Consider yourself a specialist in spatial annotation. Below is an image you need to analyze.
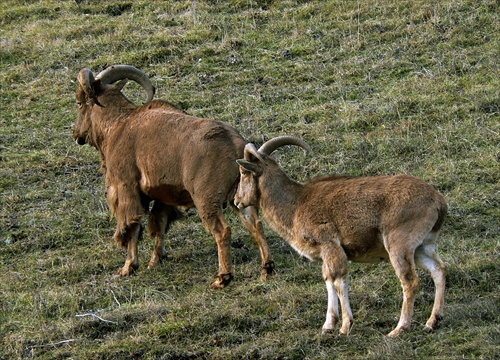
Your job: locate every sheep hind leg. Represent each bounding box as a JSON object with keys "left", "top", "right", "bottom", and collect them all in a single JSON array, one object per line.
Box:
[
  {"left": 387, "top": 245, "right": 420, "bottom": 337},
  {"left": 147, "top": 203, "right": 182, "bottom": 268},
  {"left": 415, "top": 238, "right": 446, "bottom": 332},
  {"left": 234, "top": 205, "right": 274, "bottom": 281}
]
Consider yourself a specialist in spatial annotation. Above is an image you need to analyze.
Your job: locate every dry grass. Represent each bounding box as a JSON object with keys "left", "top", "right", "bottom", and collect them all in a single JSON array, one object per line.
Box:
[{"left": 1, "top": 0, "right": 498, "bottom": 359}]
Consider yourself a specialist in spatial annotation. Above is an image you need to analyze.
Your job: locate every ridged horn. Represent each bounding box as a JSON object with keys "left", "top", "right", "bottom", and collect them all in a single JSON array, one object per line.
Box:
[
  {"left": 244, "top": 143, "right": 265, "bottom": 162},
  {"left": 96, "top": 65, "right": 155, "bottom": 104},
  {"left": 258, "top": 135, "right": 312, "bottom": 156},
  {"left": 77, "top": 68, "right": 96, "bottom": 99}
]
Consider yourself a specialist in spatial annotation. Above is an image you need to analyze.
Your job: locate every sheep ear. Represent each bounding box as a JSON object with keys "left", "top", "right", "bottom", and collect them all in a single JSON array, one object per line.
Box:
[
  {"left": 89, "top": 79, "right": 105, "bottom": 107},
  {"left": 237, "top": 159, "right": 263, "bottom": 176}
]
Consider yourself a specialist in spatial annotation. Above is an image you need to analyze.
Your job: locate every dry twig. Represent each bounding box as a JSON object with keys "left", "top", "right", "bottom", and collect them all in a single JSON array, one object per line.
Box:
[{"left": 76, "top": 310, "right": 118, "bottom": 324}]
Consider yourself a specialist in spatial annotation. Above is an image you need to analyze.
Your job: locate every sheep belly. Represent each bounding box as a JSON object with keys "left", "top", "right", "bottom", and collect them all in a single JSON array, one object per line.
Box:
[
  {"left": 295, "top": 220, "right": 389, "bottom": 263},
  {"left": 343, "top": 245, "right": 389, "bottom": 263},
  {"left": 340, "top": 230, "right": 389, "bottom": 263},
  {"left": 288, "top": 238, "right": 323, "bottom": 260},
  {"left": 144, "top": 184, "right": 194, "bottom": 207}
]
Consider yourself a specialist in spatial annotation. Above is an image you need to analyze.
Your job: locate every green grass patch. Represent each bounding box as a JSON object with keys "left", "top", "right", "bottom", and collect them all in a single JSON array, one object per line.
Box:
[{"left": 1, "top": 0, "right": 498, "bottom": 358}]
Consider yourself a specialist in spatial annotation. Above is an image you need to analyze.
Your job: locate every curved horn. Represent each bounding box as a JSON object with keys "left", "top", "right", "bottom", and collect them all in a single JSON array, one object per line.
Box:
[
  {"left": 96, "top": 65, "right": 155, "bottom": 104},
  {"left": 258, "top": 135, "right": 312, "bottom": 156},
  {"left": 244, "top": 143, "right": 265, "bottom": 162},
  {"left": 77, "top": 68, "right": 96, "bottom": 99}
]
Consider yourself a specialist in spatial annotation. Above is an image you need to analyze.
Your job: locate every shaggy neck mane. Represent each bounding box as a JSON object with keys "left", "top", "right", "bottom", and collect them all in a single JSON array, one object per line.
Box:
[{"left": 90, "top": 93, "right": 137, "bottom": 155}]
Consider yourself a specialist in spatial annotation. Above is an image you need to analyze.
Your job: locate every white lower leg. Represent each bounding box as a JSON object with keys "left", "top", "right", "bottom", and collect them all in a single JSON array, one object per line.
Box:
[
  {"left": 335, "top": 277, "right": 353, "bottom": 335},
  {"left": 415, "top": 247, "right": 446, "bottom": 331},
  {"left": 322, "top": 280, "right": 339, "bottom": 333}
]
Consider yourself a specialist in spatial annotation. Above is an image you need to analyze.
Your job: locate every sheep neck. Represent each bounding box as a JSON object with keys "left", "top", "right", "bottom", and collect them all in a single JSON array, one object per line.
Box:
[
  {"left": 90, "top": 99, "right": 136, "bottom": 157},
  {"left": 259, "top": 169, "right": 303, "bottom": 242}
]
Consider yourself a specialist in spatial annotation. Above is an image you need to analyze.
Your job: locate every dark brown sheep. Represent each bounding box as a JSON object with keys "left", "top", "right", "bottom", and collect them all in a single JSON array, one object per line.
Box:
[
  {"left": 235, "top": 136, "right": 447, "bottom": 337},
  {"left": 72, "top": 65, "right": 274, "bottom": 288}
]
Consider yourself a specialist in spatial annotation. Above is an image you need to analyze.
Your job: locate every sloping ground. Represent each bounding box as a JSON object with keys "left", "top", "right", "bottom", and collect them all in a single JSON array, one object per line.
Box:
[{"left": 0, "top": 1, "right": 498, "bottom": 358}]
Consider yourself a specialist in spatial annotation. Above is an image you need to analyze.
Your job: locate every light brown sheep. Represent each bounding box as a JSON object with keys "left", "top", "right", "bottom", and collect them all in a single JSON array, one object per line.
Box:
[
  {"left": 72, "top": 65, "right": 274, "bottom": 288},
  {"left": 235, "top": 136, "right": 447, "bottom": 337}
]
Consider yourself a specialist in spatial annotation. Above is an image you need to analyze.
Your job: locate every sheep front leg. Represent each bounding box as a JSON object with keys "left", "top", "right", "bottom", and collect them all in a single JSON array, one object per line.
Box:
[
  {"left": 147, "top": 203, "right": 181, "bottom": 268},
  {"left": 322, "top": 279, "right": 340, "bottom": 334},
  {"left": 335, "top": 276, "right": 353, "bottom": 335},
  {"left": 235, "top": 205, "right": 275, "bottom": 280},
  {"left": 198, "top": 207, "right": 233, "bottom": 289},
  {"left": 210, "top": 222, "right": 233, "bottom": 289},
  {"left": 116, "top": 222, "right": 142, "bottom": 276},
  {"left": 107, "top": 182, "right": 145, "bottom": 276}
]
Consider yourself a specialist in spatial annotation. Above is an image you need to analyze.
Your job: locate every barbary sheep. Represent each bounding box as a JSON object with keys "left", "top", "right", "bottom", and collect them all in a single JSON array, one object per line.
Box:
[
  {"left": 235, "top": 136, "right": 447, "bottom": 337},
  {"left": 72, "top": 64, "right": 274, "bottom": 289}
]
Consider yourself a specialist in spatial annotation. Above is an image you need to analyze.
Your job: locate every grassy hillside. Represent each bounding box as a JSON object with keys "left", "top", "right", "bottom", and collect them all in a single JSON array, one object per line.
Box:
[{"left": 1, "top": 0, "right": 498, "bottom": 358}]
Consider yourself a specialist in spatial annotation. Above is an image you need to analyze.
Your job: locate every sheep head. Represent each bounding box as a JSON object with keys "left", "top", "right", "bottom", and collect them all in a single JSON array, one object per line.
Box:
[
  {"left": 72, "top": 65, "right": 156, "bottom": 145},
  {"left": 235, "top": 136, "right": 311, "bottom": 209}
]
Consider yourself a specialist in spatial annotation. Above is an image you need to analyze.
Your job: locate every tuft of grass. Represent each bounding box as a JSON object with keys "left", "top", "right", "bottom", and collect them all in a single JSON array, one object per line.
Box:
[{"left": 1, "top": 0, "right": 498, "bottom": 358}]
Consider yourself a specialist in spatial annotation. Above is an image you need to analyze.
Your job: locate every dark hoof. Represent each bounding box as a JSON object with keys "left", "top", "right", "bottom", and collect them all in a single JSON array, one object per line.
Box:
[
  {"left": 263, "top": 261, "right": 276, "bottom": 275},
  {"left": 423, "top": 325, "right": 434, "bottom": 333},
  {"left": 116, "top": 266, "right": 137, "bottom": 277},
  {"left": 321, "top": 328, "right": 334, "bottom": 336},
  {"left": 210, "top": 273, "right": 233, "bottom": 289}
]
